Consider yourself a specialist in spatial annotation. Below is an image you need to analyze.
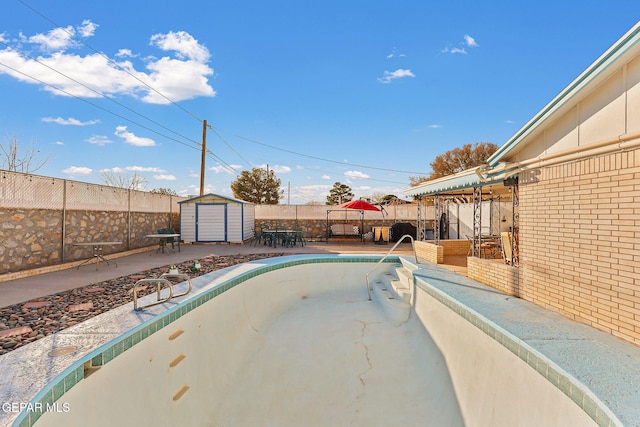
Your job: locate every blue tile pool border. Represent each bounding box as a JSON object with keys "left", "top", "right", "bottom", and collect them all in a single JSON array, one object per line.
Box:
[
  {"left": 12, "top": 253, "right": 622, "bottom": 427},
  {"left": 10, "top": 254, "right": 399, "bottom": 427}
]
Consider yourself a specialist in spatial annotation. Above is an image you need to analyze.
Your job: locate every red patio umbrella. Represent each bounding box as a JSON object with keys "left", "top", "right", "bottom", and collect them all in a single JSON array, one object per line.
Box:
[{"left": 336, "top": 199, "right": 381, "bottom": 211}]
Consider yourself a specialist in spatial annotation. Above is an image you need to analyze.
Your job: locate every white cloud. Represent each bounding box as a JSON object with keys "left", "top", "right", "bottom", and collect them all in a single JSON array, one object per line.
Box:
[
  {"left": 54, "top": 141, "right": 64, "bottom": 145},
  {"left": 153, "top": 174, "right": 176, "bottom": 180},
  {"left": 115, "top": 49, "right": 135, "bottom": 58},
  {"left": 126, "top": 165, "right": 164, "bottom": 172},
  {"left": 449, "top": 47, "right": 467, "bottom": 55},
  {"left": 464, "top": 34, "right": 479, "bottom": 47},
  {"left": 0, "top": 25, "right": 215, "bottom": 104},
  {"left": 256, "top": 164, "right": 291, "bottom": 174},
  {"left": 85, "top": 135, "right": 112, "bottom": 146},
  {"left": 209, "top": 164, "right": 241, "bottom": 174},
  {"left": 150, "top": 31, "right": 210, "bottom": 62},
  {"left": 442, "top": 34, "right": 479, "bottom": 55},
  {"left": 292, "top": 184, "right": 333, "bottom": 203},
  {"left": 27, "top": 26, "right": 76, "bottom": 51},
  {"left": 100, "top": 167, "right": 124, "bottom": 173},
  {"left": 321, "top": 175, "right": 331, "bottom": 180},
  {"left": 78, "top": 20, "right": 98, "bottom": 38},
  {"left": 265, "top": 164, "right": 291, "bottom": 174},
  {"left": 114, "top": 126, "right": 156, "bottom": 146},
  {"left": 428, "top": 124, "right": 443, "bottom": 129},
  {"left": 63, "top": 165, "right": 92, "bottom": 176},
  {"left": 377, "top": 68, "right": 415, "bottom": 84},
  {"left": 386, "top": 47, "right": 406, "bottom": 59},
  {"left": 344, "top": 170, "right": 370, "bottom": 179},
  {"left": 42, "top": 116, "right": 99, "bottom": 126},
  {"left": 142, "top": 56, "right": 215, "bottom": 103}
]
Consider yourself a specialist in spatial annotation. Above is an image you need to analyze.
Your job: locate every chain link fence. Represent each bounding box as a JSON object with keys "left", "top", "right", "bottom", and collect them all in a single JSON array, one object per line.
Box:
[
  {"left": 0, "top": 170, "right": 187, "bottom": 274},
  {"left": 0, "top": 170, "right": 182, "bottom": 212}
]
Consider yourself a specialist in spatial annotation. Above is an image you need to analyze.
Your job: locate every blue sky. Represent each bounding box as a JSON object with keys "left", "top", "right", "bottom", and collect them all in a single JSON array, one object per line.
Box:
[{"left": 1, "top": 1, "right": 639, "bottom": 203}]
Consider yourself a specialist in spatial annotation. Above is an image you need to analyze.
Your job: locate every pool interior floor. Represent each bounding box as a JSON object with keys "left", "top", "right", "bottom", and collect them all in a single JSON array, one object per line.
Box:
[{"left": 210, "top": 288, "right": 465, "bottom": 426}]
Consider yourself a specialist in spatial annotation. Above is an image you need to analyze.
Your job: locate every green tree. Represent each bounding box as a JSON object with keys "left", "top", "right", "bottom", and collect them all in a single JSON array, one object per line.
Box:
[
  {"left": 326, "top": 182, "right": 354, "bottom": 205},
  {"left": 231, "top": 167, "right": 282, "bottom": 204},
  {"left": 410, "top": 142, "right": 498, "bottom": 186}
]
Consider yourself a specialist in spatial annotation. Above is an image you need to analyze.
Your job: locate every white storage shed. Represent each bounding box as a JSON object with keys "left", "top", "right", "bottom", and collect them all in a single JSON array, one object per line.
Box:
[{"left": 179, "top": 194, "right": 255, "bottom": 243}]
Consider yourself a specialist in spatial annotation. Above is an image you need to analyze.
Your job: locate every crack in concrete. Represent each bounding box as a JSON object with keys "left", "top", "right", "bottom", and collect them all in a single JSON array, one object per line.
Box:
[{"left": 351, "top": 319, "right": 379, "bottom": 424}]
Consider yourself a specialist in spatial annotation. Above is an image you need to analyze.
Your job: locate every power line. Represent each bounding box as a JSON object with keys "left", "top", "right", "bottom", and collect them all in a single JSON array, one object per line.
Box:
[
  {"left": 16, "top": 0, "right": 204, "bottom": 123},
  {"left": 0, "top": 41, "right": 202, "bottom": 149},
  {"left": 10, "top": 0, "right": 421, "bottom": 189},
  {"left": 211, "top": 125, "right": 426, "bottom": 175},
  {"left": 8, "top": 2, "right": 245, "bottom": 176},
  {"left": 0, "top": 60, "right": 203, "bottom": 152},
  {"left": 208, "top": 126, "right": 254, "bottom": 169}
]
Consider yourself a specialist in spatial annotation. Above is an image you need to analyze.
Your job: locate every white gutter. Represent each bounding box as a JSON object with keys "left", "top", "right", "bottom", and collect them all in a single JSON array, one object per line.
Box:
[{"left": 477, "top": 131, "right": 640, "bottom": 181}]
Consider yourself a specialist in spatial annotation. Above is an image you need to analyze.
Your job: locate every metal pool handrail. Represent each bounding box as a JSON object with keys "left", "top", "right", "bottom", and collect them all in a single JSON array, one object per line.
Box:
[{"left": 365, "top": 234, "right": 419, "bottom": 301}]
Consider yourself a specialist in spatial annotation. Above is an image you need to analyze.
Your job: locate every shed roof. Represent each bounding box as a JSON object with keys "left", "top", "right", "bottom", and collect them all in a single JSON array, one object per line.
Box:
[{"left": 178, "top": 193, "right": 254, "bottom": 205}]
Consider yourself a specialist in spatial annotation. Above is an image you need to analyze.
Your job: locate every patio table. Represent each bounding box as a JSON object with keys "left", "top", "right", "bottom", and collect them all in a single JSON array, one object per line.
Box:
[
  {"left": 72, "top": 241, "right": 122, "bottom": 270},
  {"left": 479, "top": 234, "right": 501, "bottom": 258},
  {"left": 260, "top": 230, "right": 303, "bottom": 248},
  {"left": 145, "top": 233, "right": 181, "bottom": 254}
]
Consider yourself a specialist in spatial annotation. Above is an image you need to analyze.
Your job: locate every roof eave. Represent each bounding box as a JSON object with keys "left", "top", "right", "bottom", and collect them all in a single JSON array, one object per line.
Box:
[{"left": 488, "top": 21, "right": 640, "bottom": 166}]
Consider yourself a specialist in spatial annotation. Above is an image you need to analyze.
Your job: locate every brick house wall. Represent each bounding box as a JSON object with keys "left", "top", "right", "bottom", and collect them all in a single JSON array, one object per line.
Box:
[{"left": 518, "top": 149, "right": 640, "bottom": 345}]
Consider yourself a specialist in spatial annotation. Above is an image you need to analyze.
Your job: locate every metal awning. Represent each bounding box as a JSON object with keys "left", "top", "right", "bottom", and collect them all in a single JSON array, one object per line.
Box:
[{"left": 403, "top": 166, "right": 507, "bottom": 198}]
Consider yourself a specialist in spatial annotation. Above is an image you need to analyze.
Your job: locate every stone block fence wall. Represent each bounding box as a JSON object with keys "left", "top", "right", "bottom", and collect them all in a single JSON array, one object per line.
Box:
[
  {"left": 0, "top": 171, "right": 183, "bottom": 275},
  {"left": 1, "top": 209, "right": 180, "bottom": 274}
]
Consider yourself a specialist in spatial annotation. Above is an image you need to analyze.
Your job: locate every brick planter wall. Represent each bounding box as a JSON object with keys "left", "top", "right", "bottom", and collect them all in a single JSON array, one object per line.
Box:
[
  {"left": 415, "top": 241, "right": 443, "bottom": 264},
  {"left": 467, "top": 257, "right": 520, "bottom": 296}
]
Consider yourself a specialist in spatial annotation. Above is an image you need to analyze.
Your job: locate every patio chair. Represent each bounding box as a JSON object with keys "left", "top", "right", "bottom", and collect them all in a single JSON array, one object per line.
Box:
[
  {"left": 293, "top": 229, "right": 306, "bottom": 247},
  {"left": 157, "top": 228, "right": 180, "bottom": 252},
  {"left": 251, "top": 227, "right": 263, "bottom": 247},
  {"left": 501, "top": 232, "right": 513, "bottom": 265},
  {"left": 465, "top": 234, "right": 474, "bottom": 256}
]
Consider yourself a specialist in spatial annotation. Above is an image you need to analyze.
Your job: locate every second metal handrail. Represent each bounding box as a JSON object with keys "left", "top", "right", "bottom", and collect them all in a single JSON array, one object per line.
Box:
[
  {"left": 133, "top": 273, "right": 193, "bottom": 311},
  {"left": 365, "top": 234, "right": 418, "bottom": 301}
]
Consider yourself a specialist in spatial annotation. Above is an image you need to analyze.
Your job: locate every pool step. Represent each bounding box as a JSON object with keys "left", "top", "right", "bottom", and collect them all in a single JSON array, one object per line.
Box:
[
  {"left": 372, "top": 280, "right": 410, "bottom": 326},
  {"left": 372, "top": 264, "right": 415, "bottom": 326}
]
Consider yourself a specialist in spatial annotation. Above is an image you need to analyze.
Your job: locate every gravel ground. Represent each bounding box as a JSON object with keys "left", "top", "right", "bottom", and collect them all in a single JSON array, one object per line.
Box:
[{"left": 0, "top": 253, "right": 285, "bottom": 356}]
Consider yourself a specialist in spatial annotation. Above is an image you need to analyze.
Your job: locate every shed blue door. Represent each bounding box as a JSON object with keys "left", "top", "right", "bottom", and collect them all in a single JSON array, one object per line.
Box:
[{"left": 196, "top": 203, "right": 227, "bottom": 242}]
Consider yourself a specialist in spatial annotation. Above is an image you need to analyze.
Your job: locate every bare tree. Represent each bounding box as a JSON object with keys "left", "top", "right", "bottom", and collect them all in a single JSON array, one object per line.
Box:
[
  {"left": 150, "top": 187, "right": 178, "bottom": 196},
  {"left": 410, "top": 142, "right": 498, "bottom": 186},
  {"left": 100, "top": 170, "right": 148, "bottom": 190},
  {"left": 0, "top": 133, "right": 50, "bottom": 173}
]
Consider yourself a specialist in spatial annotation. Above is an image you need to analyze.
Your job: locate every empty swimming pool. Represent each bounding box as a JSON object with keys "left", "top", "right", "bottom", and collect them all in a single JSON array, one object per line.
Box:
[{"left": 2, "top": 255, "right": 609, "bottom": 426}]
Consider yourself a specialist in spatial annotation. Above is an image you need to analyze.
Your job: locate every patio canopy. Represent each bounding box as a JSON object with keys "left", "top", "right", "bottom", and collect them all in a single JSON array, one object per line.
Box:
[{"left": 403, "top": 166, "right": 514, "bottom": 198}]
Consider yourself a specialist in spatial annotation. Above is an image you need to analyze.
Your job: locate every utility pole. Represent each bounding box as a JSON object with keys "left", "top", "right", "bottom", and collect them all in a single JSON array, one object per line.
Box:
[{"left": 200, "top": 120, "right": 207, "bottom": 196}]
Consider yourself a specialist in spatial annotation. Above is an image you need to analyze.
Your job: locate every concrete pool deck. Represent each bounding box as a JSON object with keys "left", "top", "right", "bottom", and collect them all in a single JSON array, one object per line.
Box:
[{"left": 0, "top": 241, "right": 417, "bottom": 308}]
